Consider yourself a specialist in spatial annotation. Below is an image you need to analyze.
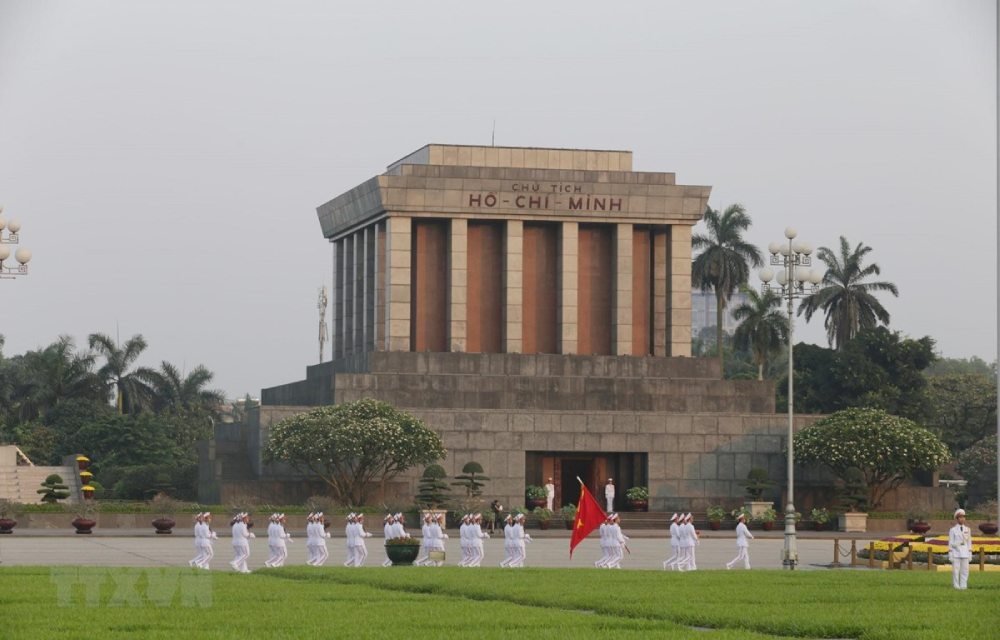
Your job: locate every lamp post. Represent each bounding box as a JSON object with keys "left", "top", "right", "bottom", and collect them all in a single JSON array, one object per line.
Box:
[
  {"left": 0, "top": 206, "right": 33, "bottom": 280},
  {"left": 758, "top": 227, "right": 822, "bottom": 570}
]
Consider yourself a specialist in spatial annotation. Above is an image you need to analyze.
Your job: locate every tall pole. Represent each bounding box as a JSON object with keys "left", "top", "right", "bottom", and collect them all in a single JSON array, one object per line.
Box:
[{"left": 784, "top": 235, "right": 797, "bottom": 569}]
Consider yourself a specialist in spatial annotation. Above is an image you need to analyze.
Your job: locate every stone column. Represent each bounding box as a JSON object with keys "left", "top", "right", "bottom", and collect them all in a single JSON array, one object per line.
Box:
[
  {"left": 669, "top": 224, "right": 692, "bottom": 356},
  {"left": 343, "top": 234, "right": 355, "bottom": 356},
  {"left": 386, "top": 216, "right": 412, "bottom": 352},
  {"left": 559, "top": 221, "right": 578, "bottom": 354},
  {"left": 449, "top": 218, "right": 468, "bottom": 352},
  {"left": 503, "top": 220, "right": 523, "bottom": 353},
  {"left": 332, "top": 239, "right": 342, "bottom": 358},
  {"left": 614, "top": 223, "right": 633, "bottom": 356},
  {"left": 653, "top": 229, "right": 668, "bottom": 356}
]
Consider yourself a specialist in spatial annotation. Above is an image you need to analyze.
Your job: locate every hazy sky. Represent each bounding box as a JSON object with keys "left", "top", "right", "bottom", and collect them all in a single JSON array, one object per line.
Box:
[{"left": 0, "top": 1, "right": 995, "bottom": 398}]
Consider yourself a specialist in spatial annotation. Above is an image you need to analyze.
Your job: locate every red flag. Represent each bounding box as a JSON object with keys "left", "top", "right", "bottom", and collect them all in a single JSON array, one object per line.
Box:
[{"left": 570, "top": 482, "right": 606, "bottom": 557}]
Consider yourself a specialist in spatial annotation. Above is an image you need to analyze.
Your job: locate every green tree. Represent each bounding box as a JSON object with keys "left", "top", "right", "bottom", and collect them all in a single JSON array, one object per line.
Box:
[
  {"left": 88, "top": 332, "right": 156, "bottom": 414},
  {"left": 925, "top": 374, "right": 997, "bottom": 453},
  {"left": 263, "top": 398, "right": 447, "bottom": 506},
  {"left": 143, "top": 361, "right": 225, "bottom": 418},
  {"left": 452, "top": 461, "right": 490, "bottom": 498},
  {"left": 691, "top": 204, "right": 764, "bottom": 373},
  {"left": 956, "top": 434, "right": 997, "bottom": 507},
  {"left": 416, "top": 464, "right": 451, "bottom": 509},
  {"left": 793, "top": 407, "right": 950, "bottom": 510},
  {"left": 37, "top": 473, "right": 70, "bottom": 503},
  {"left": 732, "top": 288, "right": 788, "bottom": 380},
  {"left": 925, "top": 356, "right": 996, "bottom": 378},
  {"left": 797, "top": 236, "right": 899, "bottom": 350}
]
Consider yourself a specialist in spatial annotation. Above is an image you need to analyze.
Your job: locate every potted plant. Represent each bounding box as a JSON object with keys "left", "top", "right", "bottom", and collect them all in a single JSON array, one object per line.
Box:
[
  {"left": 0, "top": 498, "right": 17, "bottom": 534},
  {"left": 836, "top": 469, "right": 869, "bottom": 532},
  {"left": 37, "top": 474, "right": 70, "bottom": 504},
  {"left": 743, "top": 468, "right": 775, "bottom": 517},
  {"left": 416, "top": 464, "right": 451, "bottom": 523},
  {"left": 532, "top": 507, "right": 553, "bottom": 530},
  {"left": 754, "top": 507, "right": 777, "bottom": 531},
  {"left": 75, "top": 455, "right": 91, "bottom": 471},
  {"left": 71, "top": 500, "right": 100, "bottom": 534},
  {"left": 706, "top": 505, "right": 727, "bottom": 530},
  {"left": 625, "top": 486, "right": 649, "bottom": 512},
  {"left": 906, "top": 507, "right": 931, "bottom": 535},
  {"left": 150, "top": 493, "right": 179, "bottom": 534},
  {"left": 525, "top": 485, "right": 547, "bottom": 509},
  {"left": 385, "top": 535, "right": 421, "bottom": 565},
  {"left": 810, "top": 507, "right": 831, "bottom": 531},
  {"left": 561, "top": 503, "right": 577, "bottom": 530},
  {"left": 451, "top": 461, "right": 490, "bottom": 498}
]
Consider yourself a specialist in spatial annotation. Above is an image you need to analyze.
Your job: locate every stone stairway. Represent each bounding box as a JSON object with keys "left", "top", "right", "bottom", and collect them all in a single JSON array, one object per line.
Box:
[{"left": 0, "top": 465, "right": 79, "bottom": 504}]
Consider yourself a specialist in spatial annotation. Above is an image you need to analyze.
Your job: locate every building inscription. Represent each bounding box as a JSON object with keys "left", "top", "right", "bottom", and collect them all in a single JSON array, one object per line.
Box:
[{"left": 468, "top": 183, "right": 623, "bottom": 212}]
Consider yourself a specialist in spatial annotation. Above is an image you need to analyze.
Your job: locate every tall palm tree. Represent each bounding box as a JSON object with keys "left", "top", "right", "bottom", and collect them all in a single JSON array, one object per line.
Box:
[
  {"left": 797, "top": 236, "right": 899, "bottom": 350},
  {"left": 691, "top": 204, "right": 764, "bottom": 373},
  {"left": 88, "top": 332, "right": 156, "bottom": 414},
  {"left": 16, "top": 336, "right": 103, "bottom": 420},
  {"left": 732, "top": 288, "right": 788, "bottom": 380},
  {"left": 143, "top": 361, "right": 225, "bottom": 417}
]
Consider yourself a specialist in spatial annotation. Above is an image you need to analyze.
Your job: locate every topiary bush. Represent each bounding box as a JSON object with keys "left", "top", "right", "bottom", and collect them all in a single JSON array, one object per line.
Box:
[{"left": 37, "top": 474, "right": 70, "bottom": 503}]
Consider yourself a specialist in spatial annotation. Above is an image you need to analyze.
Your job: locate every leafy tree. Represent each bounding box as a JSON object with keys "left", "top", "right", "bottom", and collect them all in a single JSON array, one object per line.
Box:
[
  {"left": 925, "top": 356, "right": 996, "bottom": 378},
  {"left": 779, "top": 328, "right": 935, "bottom": 421},
  {"left": 732, "top": 288, "right": 788, "bottom": 380},
  {"left": 37, "top": 473, "right": 70, "bottom": 503},
  {"left": 263, "top": 398, "right": 446, "bottom": 506},
  {"left": 797, "top": 236, "right": 899, "bottom": 350},
  {"left": 415, "top": 464, "right": 451, "bottom": 509},
  {"left": 452, "top": 461, "right": 490, "bottom": 498},
  {"left": 6, "top": 337, "right": 102, "bottom": 423},
  {"left": 925, "top": 374, "right": 997, "bottom": 453},
  {"left": 743, "top": 467, "right": 775, "bottom": 500},
  {"left": 142, "top": 361, "right": 225, "bottom": 418},
  {"left": 88, "top": 332, "right": 156, "bottom": 414},
  {"left": 793, "top": 407, "right": 950, "bottom": 510},
  {"left": 691, "top": 204, "right": 764, "bottom": 373},
  {"left": 956, "top": 434, "right": 997, "bottom": 508}
]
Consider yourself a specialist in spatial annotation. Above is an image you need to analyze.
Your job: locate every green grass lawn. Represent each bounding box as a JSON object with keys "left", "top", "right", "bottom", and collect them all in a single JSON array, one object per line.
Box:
[{"left": 3, "top": 566, "right": 997, "bottom": 639}]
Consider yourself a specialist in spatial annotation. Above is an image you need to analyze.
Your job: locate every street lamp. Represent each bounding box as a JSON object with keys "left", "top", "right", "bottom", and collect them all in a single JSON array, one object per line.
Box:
[
  {"left": 0, "top": 205, "right": 33, "bottom": 280},
  {"left": 758, "top": 227, "right": 822, "bottom": 570}
]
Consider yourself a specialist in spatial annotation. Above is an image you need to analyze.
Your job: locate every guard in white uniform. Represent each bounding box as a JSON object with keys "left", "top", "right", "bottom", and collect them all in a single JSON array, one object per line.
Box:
[
  {"left": 511, "top": 513, "right": 531, "bottom": 567},
  {"left": 948, "top": 508, "right": 973, "bottom": 590},
  {"left": 382, "top": 514, "right": 396, "bottom": 566},
  {"left": 595, "top": 516, "right": 610, "bottom": 568},
  {"left": 414, "top": 514, "right": 433, "bottom": 566},
  {"left": 351, "top": 513, "right": 373, "bottom": 566},
  {"left": 265, "top": 514, "right": 281, "bottom": 567},
  {"left": 726, "top": 513, "right": 754, "bottom": 569},
  {"left": 499, "top": 515, "right": 515, "bottom": 567},
  {"left": 608, "top": 513, "right": 628, "bottom": 569},
  {"left": 470, "top": 513, "right": 490, "bottom": 567},
  {"left": 198, "top": 512, "right": 218, "bottom": 569},
  {"left": 544, "top": 477, "right": 556, "bottom": 511},
  {"left": 230, "top": 513, "right": 254, "bottom": 573},
  {"left": 343, "top": 513, "right": 357, "bottom": 567},
  {"left": 663, "top": 513, "right": 680, "bottom": 570},
  {"left": 190, "top": 512, "right": 207, "bottom": 568},
  {"left": 676, "top": 513, "right": 692, "bottom": 571},
  {"left": 604, "top": 478, "right": 615, "bottom": 512},
  {"left": 683, "top": 513, "right": 699, "bottom": 570},
  {"left": 314, "top": 512, "right": 331, "bottom": 566},
  {"left": 427, "top": 513, "right": 448, "bottom": 566},
  {"left": 458, "top": 514, "right": 472, "bottom": 567}
]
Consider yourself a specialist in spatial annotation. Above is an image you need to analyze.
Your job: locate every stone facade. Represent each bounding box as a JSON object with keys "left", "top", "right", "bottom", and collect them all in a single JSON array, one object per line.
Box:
[{"left": 246, "top": 145, "right": 822, "bottom": 511}]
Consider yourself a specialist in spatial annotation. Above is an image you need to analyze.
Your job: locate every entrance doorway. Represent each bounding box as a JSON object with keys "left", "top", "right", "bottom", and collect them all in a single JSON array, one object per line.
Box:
[
  {"left": 525, "top": 451, "right": 647, "bottom": 512},
  {"left": 559, "top": 458, "right": 592, "bottom": 507}
]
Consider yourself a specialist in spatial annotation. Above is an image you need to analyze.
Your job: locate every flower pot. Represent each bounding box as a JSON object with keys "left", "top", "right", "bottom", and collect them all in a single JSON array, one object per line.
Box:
[
  {"left": 384, "top": 542, "right": 421, "bottom": 566},
  {"left": 538, "top": 520, "right": 550, "bottom": 530},
  {"left": 152, "top": 517, "right": 176, "bottom": 534},
  {"left": 978, "top": 522, "right": 999, "bottom": 536},
  {"left": 909, "top": 521, "right": 931, "bottom": 535},
  {"left": 527, "top": 498, "right": 546, "bottom": 509},
  {"left": 72, "top": 517, "right": 96, "bottom": 534},
  {"left": 76, "top": 457, "right": 90, "bottom": 471},
  {"left": 565, "top": 519, "right": 574, "bottom": 530},
  {"left": 813, "top": 521, "right": 826, "bottom": 531},
  {"left": 0, "top": 518, "right": 17, "bottom": 534},
  {"left": 708, "top": 520, "right": 722, "bottom": 531},
  {"left": 627, "top": 500, "right": 648, "bottom": 512},
  {"left": 761, "top": 521, "right": 774, "bottom": 531}
]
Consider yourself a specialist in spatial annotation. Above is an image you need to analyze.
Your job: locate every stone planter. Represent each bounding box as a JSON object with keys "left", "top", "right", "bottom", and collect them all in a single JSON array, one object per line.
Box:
[
  {"left": 0, "top": 517, "right": 17, "bottom": 534},
  {"left": 537, "top": 520, "right": 551, "bottom": 530},
  {"left": 385, "top": 542, "right": 421, "bottom": 566},
  {"left": 708, "top": 520, "right": 722, "bottom": 531},
  {"left": 813, "top": 521, "right": 827, "bottom": 531},
  {"left": 527, "top": 498, "right": 546, "bottom": 509},
  {"left": 745, "top": 501, "right": 773, "bottom": 518},
  {"left": 627, "top": 500, "right": 648, "bottom": 512},
  {"left": 838, "top": 512, "right": 868, "bottom": 533},
  {"left": 909, "top": 521, "right": 931, "bottom": 535},
  {"left": 72, "top": 517, "right": 97, "bottom": 534},
  {"left": 151, "top": 517, "right": 176, "bottom": 534},
  {"left": 978, "top": 522, "right": 998, "bottom": 536},
  {"left": 760, "top": 521, "right": 775, "bottom": 531}
]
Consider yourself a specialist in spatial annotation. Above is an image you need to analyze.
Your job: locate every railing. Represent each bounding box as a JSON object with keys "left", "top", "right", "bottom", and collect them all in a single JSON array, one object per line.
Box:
[{"left": 832, "top": 538, "right": 996, "bottom": 571}]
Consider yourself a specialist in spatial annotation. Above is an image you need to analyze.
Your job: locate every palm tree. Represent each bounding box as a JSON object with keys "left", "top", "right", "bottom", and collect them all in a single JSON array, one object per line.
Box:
[
  {"left": 143, "top": 361, "right": 225, "bottom": 417},
  {"left": 797, "top": 236, "right": 899, "bottom": 350},
  {"left": 16, "top": 336, "right": 103, "bottom": 420},
  {"left": 88, "top": 332, "right": 156, "bottom": 414},
  {"left": 732, "top": 288, "right": 788, "bottom": 380},
  {"left": 691, "top": 204, "right": 764, "bottom": 373}
]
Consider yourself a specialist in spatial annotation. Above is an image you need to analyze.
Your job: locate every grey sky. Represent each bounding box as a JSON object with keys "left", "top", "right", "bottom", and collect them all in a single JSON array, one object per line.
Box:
[{"left": 0, "top": 0, "right": 995, "bottom": 398}]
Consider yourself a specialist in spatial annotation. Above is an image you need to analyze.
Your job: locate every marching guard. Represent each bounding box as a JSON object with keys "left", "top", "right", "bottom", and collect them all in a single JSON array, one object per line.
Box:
[
  {"left": 414, "top": 513, "right": 433, "bottom": 566},
  {"left": 230, "top": 512, "right": 255, "bottom": 573},
  {"left": 470, "top": 513, "right": 490, "bottom": 567},
  {"left": 382, "top": 514, "right": 396, "bottom": 567},
  {"left": 726, "top": 513, "right": 754, "bottom": 570},
  {"left": 499, "top": 514, "right": 515, "bottom": 567},
  {"left": 663, "top": 513, "right": 680, "bottom": 570}
]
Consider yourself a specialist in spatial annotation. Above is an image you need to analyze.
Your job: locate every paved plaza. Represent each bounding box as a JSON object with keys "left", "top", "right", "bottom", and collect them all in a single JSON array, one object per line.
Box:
[{"left": 0, "top": 530, "right": 877, "bottom": 571}]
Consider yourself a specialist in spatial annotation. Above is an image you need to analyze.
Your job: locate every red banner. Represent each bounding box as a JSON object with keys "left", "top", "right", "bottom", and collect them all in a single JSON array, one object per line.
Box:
[{"left": 570, "top": 483, "right": 607, "bottom": 557}]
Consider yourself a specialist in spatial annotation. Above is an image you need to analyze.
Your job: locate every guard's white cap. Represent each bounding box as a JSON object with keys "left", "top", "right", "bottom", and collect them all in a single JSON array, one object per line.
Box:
[
  {"left": 670, "top": 513, "right": 678, "bottom": 522},
  {"left": 954, "top": 508, "right": 966, "bottom": 518}
]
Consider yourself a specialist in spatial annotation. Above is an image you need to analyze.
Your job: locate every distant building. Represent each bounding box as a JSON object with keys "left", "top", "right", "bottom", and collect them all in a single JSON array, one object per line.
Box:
[{"left": 691, "top": 289, "right": 749, "bottom": 337}]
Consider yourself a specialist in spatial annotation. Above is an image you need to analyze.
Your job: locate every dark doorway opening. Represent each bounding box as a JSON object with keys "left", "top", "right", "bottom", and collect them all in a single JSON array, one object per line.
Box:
[{"left": 560, "top": 458, "right": 593, "bottom": 508}]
